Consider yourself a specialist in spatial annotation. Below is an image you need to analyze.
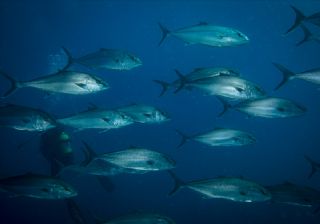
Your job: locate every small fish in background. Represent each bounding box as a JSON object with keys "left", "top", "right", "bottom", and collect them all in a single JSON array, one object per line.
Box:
[
  {"left": 304, "top": 155, "right": 320, "bottom": 179},
  {"left": 176, "top": 127, "right": 256, "bottom": 148},
  {"left": 93, "top": 212, "right": 176, "bottom": 224},
  {"left": 168, "top": 171, "right": 271, "bottom": 203},
  {"left": 285, "top": 5, "right": 320, "bottom": 35},
  {"left": 273, "top": 63, "right": 320, "bottom": 90},
  {"left": 296, "top": 24, "right": 320, "bottom": 46},
  {"left": 62, "top": 47, "right": 142, "bottom": 71},
  {"left": 218, "top": 97, "right": 306, "bottom": 118},
  {"left": 158, "top": 22, "right": 249, "bottom": 47},
  {"left": 266, "top": 182, "right": 320, "bottom": 213},
  {"left": 117, "top": 104, "right": 170, "bottom": 124},
  {"left": 0, "top": 173, "right": 77, "bottom": 199},
  {"left": 0, "top": 103, "right": 56, "bottom": 132},
  {"left": 154, "top": 67, "right": 241, "bottom": 96},
  {"left": 57, "top": 107, "right": 134, "bottom": 132},
  {"left": 0, "top": 69, "right": 109, "bottom": 97}
]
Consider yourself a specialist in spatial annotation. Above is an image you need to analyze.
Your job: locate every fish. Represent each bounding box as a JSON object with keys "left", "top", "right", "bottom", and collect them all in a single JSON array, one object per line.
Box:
[
  {"left": 304, "top": 155, "right": 320, "bottom": 179},
  {"left": 94, "top": 212, "right": 176, "bottom": 224},
  {"left": 62, "top": 142, "right": 175, "bottom": 176},
  {"left": 0, "top": 103, "right": 56, "bottom": 132},
  {"left": 168, "top": 171, "right": 271, "bottom": 203},
  {"left": 154, "top": 67, "right": 240, "bottom": 96},
  {"left": 176, "top": 128, "right": 256, "bottom": 148},
  {"left": 0, "top": 69, "right": 109, "bottom": 97},
  {"left": 266, "top": 182, "right": 320, "bottom": 210},
  {"left": 218, "top": 97, "right": 306, "bottom": 118},
  {"left": 174, "top": 74, "right": 265, "bottom": 101},
  {"left": 285, "top": 5, "right": 320, "bottom": 35},
  {"left": 57, "top": 108, "right": 134, "bottom": 132},
  {"left": 0, "top": 173, "right": 77, "bottom": 199},
  {"left": 158, "top": 22, "right": 249, "bottom": 47},
  {"left": 62, "top": 47, "right": 142, "bottom": 71},
  {"left": 296, "top": 24, "right": 320, "bottom": 46},
  {"left": 117, "top": 104, "right": 170, "bottom": 124},
  {"left": 273, "top": 63, "right": 320, "bottom": 90}
]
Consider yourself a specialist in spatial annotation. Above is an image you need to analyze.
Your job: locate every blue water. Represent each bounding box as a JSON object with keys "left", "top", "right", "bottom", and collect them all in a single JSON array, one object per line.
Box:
[{"left": 0, "top": 0, "right": 320, "bottom": 223}]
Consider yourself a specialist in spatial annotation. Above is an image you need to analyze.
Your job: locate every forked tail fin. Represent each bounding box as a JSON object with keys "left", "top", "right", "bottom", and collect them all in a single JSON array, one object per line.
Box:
[
  {"left": 0, "top": 70, "right": 20, "bottom": 97},
  {"left": 61, "top": 46, "right": 75, "bottom": 70},
  {"left": 216, "top": 97, "right": 232, "bottom": 117},
  {"left": 174, "top": 70, "right": 188, "bottom": 93},
  {"left": 284, "top": 6, "right": 306, "bottom": 35},
  {"left": 158, "top": 23, "right": 170, "bottom": 46},
  {"left": 167, "top": 171, "right": 186, "bottom": 196},
  {"left": 175, "top": 129, "right": 191, "bottom": 148},
  {"left": 272, "top": 63, "right": 296, "bottom": 90},
  {"left": 296, "top": 24, "right": 313, "bottom": 46},
  {"left": 153, "top": 80, "right": 171, "bottom": 96},
  {"left": 305, "top": 155, "right": 320, "bottom": 179}
]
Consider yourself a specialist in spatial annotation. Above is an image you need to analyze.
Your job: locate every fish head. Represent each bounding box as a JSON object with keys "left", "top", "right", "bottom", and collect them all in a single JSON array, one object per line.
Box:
[
  {"left": 50, "top": 182, "right": 78, "bottom": 199},
  {"left": 142, "top": 109, "right": 170, "bottom": 124},
  {"left": 90, "top": 75, "right": 110, "bottom": 92},
  {"left": 126, "top": 53, "right": 143, "bottom": 69},
  {"left": 110, "top": 112, "right": 134, "bottom": 127},
  {"left": 226, "top": 30, "right": 250, "bottom": 46},
  {"left": 232, "top": 133, "right": 256, "bottom": 146},
  {"left": 274, "top": 99, "right": 306, "bottom": 117},
  {"left": 239, "top": 186, "right": 271, "bottom": 202},
  {"left": 33, "top": 114, "right": 56, "bottom": 131}
]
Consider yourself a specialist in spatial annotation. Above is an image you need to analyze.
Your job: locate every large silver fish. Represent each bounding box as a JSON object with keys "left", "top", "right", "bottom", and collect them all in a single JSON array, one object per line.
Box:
[
  {"left": 0, "top": 173, "right": 77, "bottom": 199},
  {"left": 154, "top": 67, "right": 240, "bottom": 96},
  {"left": 175, "top": 74, "right": 265, "bottom": 100},
  {"left": 219, "top": 97, "right": 306, "bottom": 118},
  {"left": 0, "top": 103, "right": 56, "bottom": 132},
  {"left": 273, "top": 63, "right": 320, "bottom": 90},
  {"left": 117, "top": 104, "right": 170, "bottom": 124},
  {"left": 0, "top": 69, "right": 109, "bottom": 97},
  {"left": 62, "top": 47, "right": 142, "bottom": 71},
  {"left": 57, "top": 108, "right": 133, "bottom": 132},
  {"left": 168, "top": 171, "right": 271, "bottom": 203},
  {"left": 176, "top": 128, "right": 256, "bottom": 148},
  {"left": 266, "top": 182, "right": 320, "bottom": 208},
  {"left": 96, "top": 212, "right": 176, "bottom": 224},
  {"left": 158, "top": 22, "right": 249, "bottom": 47}
]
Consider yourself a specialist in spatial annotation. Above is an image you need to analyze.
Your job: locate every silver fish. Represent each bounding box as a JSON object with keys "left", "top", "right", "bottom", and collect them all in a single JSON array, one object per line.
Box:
[
  {"left": 273, "top": 63, "right": 320, "bottom": 90},
  {"left": 62, "top": 47, "right": 142, "bottom": 71},
  {"left": 0, "top": 173, "right": 77, "bottom": 199},
  {"left": 0, "top": 69, "right": 109, "bottom": 97},
  {"left": 168, "top": 172, "right": 271, "bottom": 203},
  {"left": 117, "top": 104, "right": 169, "bottom": 124},
  {"left": 219, "top": 97, "right": 306, "bottom": 118},
  {"left": 0, "top": 103, "right": 56, "bottom": 132},
  {"left": 176, "top": 128, "right": 256, "bottom": 148},
  {"left": 57, "top": 108, "right": 133, "bottom": 132},
  {"left": 158, "top": 22, "right": 249, "bottom": 47}
]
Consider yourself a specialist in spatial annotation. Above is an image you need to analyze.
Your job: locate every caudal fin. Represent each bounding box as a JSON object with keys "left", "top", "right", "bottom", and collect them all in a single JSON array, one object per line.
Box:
[
  {"left": 305, "top": 155, "right": 319, "bottom": 179},
  {"left": 96, "top": 176, "right": 115, "bottom": 193},
  {"left": 167, "top": 171, "right": 185, "bottom": 196},
  {"left": 296, "top": 24, "right": 312, "bottom": 46},
  {"left": 158, "top": 23, "right": 170, "bottom": 46},
  {"left": 272, "top": 63, "right": 296, "bottom": 90},
  {"left": 284, "top": 6, "right": 306, "bottom": 35},
  {"left": 61, "top": 46, "right": 74, "bottom": 70},
  {"left": 174, "top": 70, "right": 188, "bottom": 93},
  {"left": 216, "top": 97, "right": 232, "bottom": 117},
  {"left": 0, "top": 70, "right": 20, "bottom": 97},
  {"left": 175, "top": 129, "right": 190, "bottom": 148},
  {"left": 153, "top": 80, "right": 171, "bottom": 96},
  {"left": 81, "top": 141, "right": 98, "bottom": 166}
]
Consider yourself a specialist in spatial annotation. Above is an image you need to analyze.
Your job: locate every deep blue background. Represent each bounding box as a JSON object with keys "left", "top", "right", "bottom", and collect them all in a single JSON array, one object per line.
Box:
[{"left": 0, "top": 0, "right": 320, "bottom": 223}]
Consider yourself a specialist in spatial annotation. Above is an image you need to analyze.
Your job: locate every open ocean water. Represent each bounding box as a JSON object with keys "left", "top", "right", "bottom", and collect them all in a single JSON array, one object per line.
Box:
[{"left": 0, "top": 0, "right": 320, "bottom": 223}]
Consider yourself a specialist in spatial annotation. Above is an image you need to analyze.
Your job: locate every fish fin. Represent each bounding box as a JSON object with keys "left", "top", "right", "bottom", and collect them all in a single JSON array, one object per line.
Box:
[
  {"left": 81, "top": 141, "right": 98, "bottom": 166},
  {"left": 101, "top": 117, "right": 111, "bottom": 123},
  {"left": 158, "top": 23, "right": 170, "bottom": 46},
  {"left": 272, "top": 63, "right": 295, "bottom": 90},
  {"left": 167, "top": 171, "right": 185, "bottom": 196},
  {"left": 296, "top": 24, "right": 313, "bottom": 46},
  {"left": 61, "top": 46, "right": 75, "bottom": 70},
  {"left": 304, "top": 155, "right": 319, "bottom": 179},
  {"left": 174, "top": 69, "right": 188, "bottom": 93},
  {"left": 153, "top": 80, "right": 171, "bottom": 96},
  {"left": 313, "top": 204, "right": 320, "bottom": 214},
  {"left": 0, "top": 70, "right": 21, "bottom": 97},
  {"left": 175, "top": 129, "right": 190, "bottom": 148},
  {"left": 284, "top": 6, "right": 306, "bottom": 35},
  {"left": 75, "top": 83, "right": 86, "bottom": 89},
  {"left": 96, "top": 176, "right": 115, "bottom": 192},
  {"left": 216, "top": 97, "right": 232, "bottom": 117}
]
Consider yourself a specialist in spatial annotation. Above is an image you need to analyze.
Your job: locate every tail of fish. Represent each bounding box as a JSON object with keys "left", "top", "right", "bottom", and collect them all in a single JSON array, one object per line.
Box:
[
  {"left": 153, "top": 80, "right": 171, "bottom": 96},
  {"left": 216, "top": 97, "right": 232, "bottom": 117},
  {"left": 0, "top": 70, "right": 22, "bottom": 97},
  {"left": 272, "top": 63, "right": 296, "bottom": 90},
  {"left": 284, "top": 6, "right": 306, "bottom": 35},
  {"left": 296, "top": 24, "right": 313, "bottom": 46},
  {"left": 174, "top": 70, "right": 188, "bottom": 93},
  {"left": 96, "top": 176, "right": 115, "bottom": 193},
  {"left": 167, "top": 171, "right": 186, "bottom": 196},
  {"left": 175, "top": 129, "right": 191, "bottom": 148},
  {"left": 158, "top": 23, "right": 171, "bottom": 46},
  {"left": 61, "top": 47, "right": 75, "bottom": 70},
  {"left": 81, "top": 141, "right": 98, "bottom": 166},
  {"left": 304, "top": 155, "right": 320, "bottom": 179}
]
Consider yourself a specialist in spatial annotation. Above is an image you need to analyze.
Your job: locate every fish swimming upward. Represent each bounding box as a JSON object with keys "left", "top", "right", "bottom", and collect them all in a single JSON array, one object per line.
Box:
[{"left": 158, "top": 22, "right": 249, "bottom": 47}]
